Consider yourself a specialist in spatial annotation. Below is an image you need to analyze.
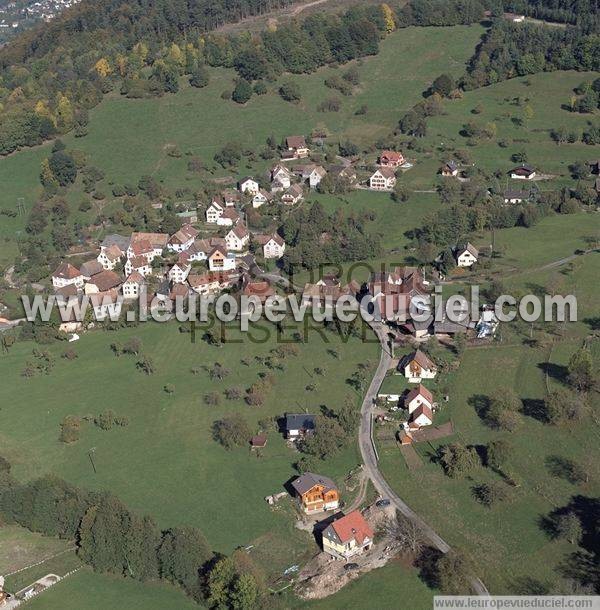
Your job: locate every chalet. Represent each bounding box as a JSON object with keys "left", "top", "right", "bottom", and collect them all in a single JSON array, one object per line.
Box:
[
  {"left": 398, "top": 350, "right": 437, "bottom": 383},
  {"left": 455, "top": 243, "right": 479, "bottom": 267},
  {"left": 206, "top": 200, "right": 225, "bottom": 224},
  {"left": 124, "top": 256, "right": 152, "bottom": 278},
  {"left": 285, "top": 135, "right": 310, "bottom": 159},
  {"left": 281, "top": 184, "right": 304, "bottom": 205},
  {"left": 284, "top": 413, "right": 316, "bottom": 440},
  {"left": 379, "top": 150, "right": 405, "bottom": 168},
  {"left": 84, "top": 270, "right": 122, "bottom": 295},
  {"left": 291, "top": 472, "right": 340, "bottom": 514},
  {"left": 322, "top": 511, "right": 374, "bottom": 560},
  {"left": 510, "top": 164, "right": 536, "bottom": 180},
  {"left": 503, "top": 189, "right": 529, "bottom": 204},
  {"left": 168, "top": 260, "right": 191, "bottom": 284},
  {"left": 252, "top": 190, "right": 272, "bottom": 208},
  {"left": 217, "top": 207, "right": 241, "bottom": 227},
  {"left": 167, "top": 224, "right": 199, "bottom": 253},
  {"left": 405, "top": 384, "right": 434, "bottom": 415},
  {"left": 52, "top": 262, "right": 84, "bottom": 290},
  {"left": 255, "top": 233, "right": 286, "bottom": 259},
  {"left": 440, "top": 161, "right": 459, "bottom": 177},
  {"left": 122, "top": 271, "right": 145, "bottom": 299},
  {"left": 79, "top": 260, "right": 104, "bottom": 280},
  {"left": 271, "top": 164, "right": 293, "bottom": 190},
  {"left": 369, "top": 167, "right": 396, "bottom": 190},
  {"left": 208, "top": 246, "right": 236, "bottom": 272},
  {"left": 89, "top": 290, "right": 122, "bottom": 321},
  {"left": 225, "top": 224, "right": 250, "bottom": 252},
  {"left": 239, "top": 177, "right": 260, "bottom": 195},
  {"left": 97, "top": 244, "right": 124, "bottom": 270}
]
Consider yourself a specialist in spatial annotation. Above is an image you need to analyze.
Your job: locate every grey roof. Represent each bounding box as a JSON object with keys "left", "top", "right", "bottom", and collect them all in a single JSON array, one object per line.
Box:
[
  {"left": 284, "top": 413, "right": 316, "bottom": 432},
  {"left": 291, "top": 472, "right": 337, "bottom": 496},
  {"left": 101, "top": 234, "right": 130, "bottom": 251},
  {"left": 503, "top": 189, "right": 529, "bottom": 199}
]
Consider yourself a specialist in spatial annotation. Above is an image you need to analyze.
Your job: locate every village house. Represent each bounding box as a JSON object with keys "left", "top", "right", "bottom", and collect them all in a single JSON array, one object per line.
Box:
[
  {"left": 398, "top": 349, "right": 437, "bottom": 383},
  {"left": 378, "top": 150, "right": 405, "bottom": 168},
  {"left": 405, "top": 384, "right": 434, "bottom": 421},
  {"left": 222, "top": 189, "right": 241, "bottom": 207},
  {"left": 124, "top": 256, "right": 153, "bottom": 278},
  {"left": 322, "top": 511, "right": 374, "bottom": 560},
  {"left": 168, "top": 260, "right": 191, "bottom": 284},
  {"left": 218, "top": 207, "right": 241, "bottom": 227},
  {"left": 122, "top": 271, "right": 145, "bottom": 299},
  {"left": 97, "top": 244, "right": 124, "bottom": 270},
  {"left": 52, "top": 262, "right": 84, "bottom": 290},
  {"left": 206, "top": 199, "right": 225, "bottom": 224},
  {"left": 510, "top": 164, "right": 536, "bottom": 180},
  {"left": 455, "top": 243, "right": 479, "bottom": 267},
  {"left": 271, "top": 164, "right": 293, "bottom": 190},
  {"left": 89, "top": 290, "right": 122, "bottom": 321},
  {"left": 281, "top": 184, "right": 304, "bottom": 205},
  {"left": 503, "top": 189, "right": 529, "bottom": 204},
  {"left": 129, "top": 232, "right": 169, "bottom": 258},
  {"left": 440, "top": 161, "right": 459, "bottom": 177},
  {"left": 239, "top": 177, "right": 260, "bottom": 195},
  {"left": 84, "top": 270, "right": 122, "bottom": 295},
  {"left": 291, "top": 472, "right": 340, "bottom": 514},
  {"left": 167, "top": 224, "right": 199, "bottom": 253},
  {"left": 241, "top": 277, "right": 274, "bottom": 304},
  {"left": 252, "top": 189, "right": 273, "bottom": 208},
  {"left": 284, "top": 413, "right": 316, "bottom": 441},
  {"left": 208, "top": 246, "right": 237, "bottom": 272},
  {"left": 369, "top": 167, "right": 396, "bottom": 190},
  {"left": 295, "top": 164, "right": 327, "bottom": 188},
  {"left": 284, "top": 135, "right": 310, "bottom": 160},
  {"left": 302, "top": 278, "right": 360, "bottom": 308},
  {"left": 79, "top": 259, "right": 104, "bottom": 280},
  {"left": 255, "top": 233, "right": 286, "bottom": 259},
  {"left": 225, "top": 224, "right": 250, "bottom": 252},
  {"left": 188, "top": 271, "right": 234, "bottom": 295}
]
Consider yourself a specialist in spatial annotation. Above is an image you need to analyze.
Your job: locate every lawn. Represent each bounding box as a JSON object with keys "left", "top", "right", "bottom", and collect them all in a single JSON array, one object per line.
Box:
[{"left": 378, "top": 339, "right": 600, "bottom": 594}]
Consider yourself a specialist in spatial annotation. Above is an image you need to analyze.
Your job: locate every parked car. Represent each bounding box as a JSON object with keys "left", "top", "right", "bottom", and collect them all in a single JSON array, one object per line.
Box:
[
  {"left": 375, "top": 499, "right": 391, "bottom": 507},
  {"left": 344, "top": 563, "right": 359, "bottom": 571}
]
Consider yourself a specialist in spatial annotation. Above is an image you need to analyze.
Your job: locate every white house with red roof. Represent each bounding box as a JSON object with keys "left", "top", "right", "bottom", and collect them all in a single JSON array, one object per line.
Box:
[
  {"left": 405, "top": 384, "right": 434, "bottom": 428},
  {"left": 97, "top": 244, "right": 124, "bottom": 270},
  {"left": 322, "top": 510, "right": 374, "bottom": 560},
  {"left": 239, "top": 177, "right": 259, "bottom": 195},
  {"left": 225, "top": 224, "right": 249, "bottom": 251},
  {"left": 122, "top": 272, "right": 145, "bottom": 299},
  {"left": 398, "top": 350, "right": 438, "bottom": 383},
  {"left": 168, "top": 260, "right": 191, "bottom": 284},
  {"left": 369, "top": 167, "right": 396, "bottom": 190},
  {"left": 124, "top": 256, "right": 152, "bottom": 278},
  {"left": 52, "top": 262, "right": 84, "bottom": 290},
  {"left": 255, "top": 234, "right": 286, "bottom": 259},
  {"left": 167, "top": 224, "right": 199, "bottom": 253},
  {"left": 378, "top": 150, "right": 405, "bottom": 168}
]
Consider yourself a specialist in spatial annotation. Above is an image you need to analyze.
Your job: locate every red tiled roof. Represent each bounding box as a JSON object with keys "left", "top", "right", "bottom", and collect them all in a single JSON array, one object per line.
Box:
[
  {"left": 53, "top": 261, "right": 81, "bottom": 280},
  {"left": 331, "top": 511, "right": 373, "bottom": 545},
  {"left": 406, "top": 384, "right": 433, "bottom": 406}
]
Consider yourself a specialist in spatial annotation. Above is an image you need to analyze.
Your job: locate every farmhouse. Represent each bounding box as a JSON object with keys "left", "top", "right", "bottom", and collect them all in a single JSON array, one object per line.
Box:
[
  {"left": 284, "top": 135, "right": 310, "bottom": 159},
  {"left": 217, "top": 207, "right": 241, "bottom": 227},
  {"left": 130, "top": 232, "right": 168, "bottom": 257},
  {"left": 322, "top": 511, "right": 374, "bottom": 560},
  {"left": 52, "top": 262, "right": 84, "bottom": 290},
  {"left": 503, "top": 189, "right": 529, "bottom": 204},
  {"left": 225, "top": 224, "right": 250, "bottom": 251},
  {"left": 97, "top": 244, "right": 123, "bottom": 270},
  {"left": 84, "top": 270, "right": 122, "bottom": 295},
  {"left": 379, "top": 150, "right": 405, "bottom": 167},
  {"left": 510, "top": 164, "right": 536, "bottom": 180},
  {"left": 79, "top": 260, "right": 103, "bottom": 280},
  {"left": 398, "top": 350, "right": 437, "bottom": 383},
  {"left": 122, "top": 271, "right": 145, "bottom": 299},
  {"left": 291, "top": 472, "right": 340, "bottom": 514},
  {"left": 440, "top": 161, "right": 459, "bottom": 177},
  {"left": 369, "top": 167, "right": 396, "bottom": 190},
  {"left": 255, "top": 233, "right": 286, "bottom": 259},
  {"left": 455, "top": 243, "right": 479, "bottom": 267},
  {"left": 281, "top": 184, "right": 304, "bottom": 205},
  {"left": 239, "top": 177, "right": 260, "bottom": 194},
  {"left": 284, "top": 413, "right": 316, "bottom": 440}
]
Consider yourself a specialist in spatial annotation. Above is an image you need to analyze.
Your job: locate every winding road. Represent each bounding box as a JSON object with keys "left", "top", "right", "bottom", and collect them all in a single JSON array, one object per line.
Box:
[{"left": 358, "top": 320, "right": 490, "bottom": 596}]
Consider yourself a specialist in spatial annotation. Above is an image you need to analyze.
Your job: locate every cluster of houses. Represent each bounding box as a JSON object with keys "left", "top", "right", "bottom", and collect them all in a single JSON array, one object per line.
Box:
[{"left": 51, "top": 219, "right": 287, "bottom": 322}]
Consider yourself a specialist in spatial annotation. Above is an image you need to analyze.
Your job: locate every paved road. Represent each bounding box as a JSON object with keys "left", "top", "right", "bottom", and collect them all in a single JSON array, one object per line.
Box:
[{"left": 358, "top": 320, "right": 490, "bottom": 596}]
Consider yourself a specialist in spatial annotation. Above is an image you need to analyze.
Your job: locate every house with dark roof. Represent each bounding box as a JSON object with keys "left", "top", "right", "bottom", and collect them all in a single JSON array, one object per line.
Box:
[
  {"left": 284, "top": 413, "right": 316, "bottom": 440},
  {"left": 291, "top": 472, "right": 340, "bottom": 514},
  {"left": 322, "top": 510, "right": 374, "bottom": 560},
  {"left": 510, "top": 164, "right": 536, "bottom": 180},
  {"left": 440, "top": 160, "right": 459, "bottom": 177},
  {"left": 455, "top": 243, "right": 479, "bottom": 267},
  {"left": 52, "top": 262, "right": 84, "bottom": 290}
]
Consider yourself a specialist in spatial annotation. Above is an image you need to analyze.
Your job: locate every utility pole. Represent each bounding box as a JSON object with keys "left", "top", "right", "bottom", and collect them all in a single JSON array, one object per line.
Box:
[{"left": 88, "top": 447, "right": 97, "bottom": 474}]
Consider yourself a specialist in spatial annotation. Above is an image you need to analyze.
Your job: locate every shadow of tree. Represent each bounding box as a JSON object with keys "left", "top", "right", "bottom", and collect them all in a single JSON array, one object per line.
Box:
[
  {"left": 521, "top": 397, "right": 548, "bottom": 422},
  {"left": 537, "top": 361, "right": 568, "bottom": 385}
]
